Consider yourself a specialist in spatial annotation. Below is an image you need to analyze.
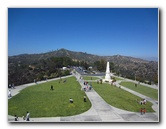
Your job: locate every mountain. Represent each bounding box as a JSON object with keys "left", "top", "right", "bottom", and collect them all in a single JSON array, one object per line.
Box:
[
  {"left": 9, "top": 48, "right": 103, "bottom": 64},
  {"left": 106, "top": 55, "right": 158, "bottom": 83},
  {"left": 8, "top": 48, "right": 158, "bottom": 85}
]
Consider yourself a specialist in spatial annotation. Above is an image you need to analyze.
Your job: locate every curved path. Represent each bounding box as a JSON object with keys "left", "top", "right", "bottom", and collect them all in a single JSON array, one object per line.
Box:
[{"left": 8, "top": 74, "right": 159, "bottom": 122}]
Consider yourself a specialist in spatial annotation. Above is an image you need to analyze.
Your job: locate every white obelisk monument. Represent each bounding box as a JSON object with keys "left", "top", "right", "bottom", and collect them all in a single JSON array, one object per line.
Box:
[{"left": 103, "top": 61, "right": 112, "bottom": 82}]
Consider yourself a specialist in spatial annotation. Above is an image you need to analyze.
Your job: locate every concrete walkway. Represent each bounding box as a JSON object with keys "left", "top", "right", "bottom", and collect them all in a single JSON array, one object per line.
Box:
[{"left": 8, "top": 74, "right": 159, "bottom": 122}]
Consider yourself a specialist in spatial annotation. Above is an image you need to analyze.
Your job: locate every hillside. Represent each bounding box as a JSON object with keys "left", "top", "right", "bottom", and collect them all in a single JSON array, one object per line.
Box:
[
  {"left": 8, "top": 48, "right": 102, "bottom": 64},
  {"left": 106, "top": 55, "right": 158, "bottom": 83},
  {"left": 8, "top": 48, "right": 158, "bottom": 85}
]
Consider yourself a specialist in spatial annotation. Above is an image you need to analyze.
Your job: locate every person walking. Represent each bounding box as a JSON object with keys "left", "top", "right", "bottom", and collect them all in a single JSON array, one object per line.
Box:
[
  {"left": 12, "top": 83, "right": 15, "bottom": 89},
  {"left": 14, "top": 115, "right": 19, "bottom": 121},
  {"left": 26, "top": 111, "right": 30, "bottom": 121},
  {"left": 8, "top": 89, "right": 12, "bottom": 98}
]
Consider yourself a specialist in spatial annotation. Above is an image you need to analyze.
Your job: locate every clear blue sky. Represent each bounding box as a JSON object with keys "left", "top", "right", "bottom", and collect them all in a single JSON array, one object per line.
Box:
[{"left": 8, "top": 8, "right": 158, "bottom": 58}]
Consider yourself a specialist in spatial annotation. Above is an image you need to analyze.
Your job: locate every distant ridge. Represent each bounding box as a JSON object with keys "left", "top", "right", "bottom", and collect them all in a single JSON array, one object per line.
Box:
[
  {"left": 8, "top": 48, "right": 158, "bottom": 85},
  {"left": 9, "top": 48, "right": 157, "bottom": 62}
]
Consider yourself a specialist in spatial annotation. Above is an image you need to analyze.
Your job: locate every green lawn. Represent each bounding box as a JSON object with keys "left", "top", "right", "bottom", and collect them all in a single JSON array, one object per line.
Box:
[
  {"left": 120, "top": 82, "right": 158, "bottom": 100},
  {"left": 8, "top": 77, "right": 91, "bottom": 117},
  {"left": 92, "top": 82, "right": 154, "bottom": 112},
  {"left": 113, "top": 77, "right": 124, "bottom": 81},
  {"left": 102, "top": 76, "right": 123, "bottom": 81},
  {"left": 83, "top": 76, "right": 100, "bottom": 80}
]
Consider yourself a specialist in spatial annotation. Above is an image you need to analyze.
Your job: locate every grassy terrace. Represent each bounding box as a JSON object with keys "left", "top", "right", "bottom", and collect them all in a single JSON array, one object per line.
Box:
[
  {"left": 102, "top": 76, "right": 124, "bottom": 81},
  {"left": 120, "top": 82, "right": 158, "bottom": 101},
  {"left": 83, "top": 76, "right": 100, "bottom": 80},
  {"left": 8, "top": 77, "right": 91, "bottom": 117},
  {"left": 113, "top": 76, "right": 124, "bottom": 81},
  {"left": 92, "top": 82, "right": 154, "bottom": 112}
]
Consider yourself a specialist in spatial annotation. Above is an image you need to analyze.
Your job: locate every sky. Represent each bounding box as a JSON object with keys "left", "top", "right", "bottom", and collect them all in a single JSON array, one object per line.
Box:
[{"left": 8, "top": 8, "right": 158, "bottom": 58}]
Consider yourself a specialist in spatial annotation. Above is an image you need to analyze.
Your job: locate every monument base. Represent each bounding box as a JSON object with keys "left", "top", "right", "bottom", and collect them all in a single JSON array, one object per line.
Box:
[{"left": 103, "top": 79, "right": 113, "bottom": 83}]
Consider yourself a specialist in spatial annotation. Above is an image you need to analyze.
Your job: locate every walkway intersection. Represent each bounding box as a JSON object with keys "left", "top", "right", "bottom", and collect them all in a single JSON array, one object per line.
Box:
[{"left": 8, "top": 74, "right": 159, "bottom": 122}]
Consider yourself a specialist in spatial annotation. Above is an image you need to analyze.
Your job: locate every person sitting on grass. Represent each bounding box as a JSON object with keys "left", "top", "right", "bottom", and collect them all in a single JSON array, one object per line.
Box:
[
  {"left": 139, "top": 99, "right": 146, "bottom": 105},
  {"left": 69, "top": 98, "right": 73, "bottom": 103},
  {"left": 137, "top": 99, "right": 144, "bottom": 105},
  {"left": 50, "top": 85, "right": 54, "bottom": 90},
  {"left": 143, "top": 99, "right": 146, "bottom": 104},
  {"left": 140, "top": 100, "right": 143, "bottom": 105}
]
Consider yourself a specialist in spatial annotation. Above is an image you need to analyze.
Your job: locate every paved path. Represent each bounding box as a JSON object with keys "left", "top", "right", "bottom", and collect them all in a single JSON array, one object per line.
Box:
[{"left": 8, "top": 74, "right": 159, "bottom": 122}]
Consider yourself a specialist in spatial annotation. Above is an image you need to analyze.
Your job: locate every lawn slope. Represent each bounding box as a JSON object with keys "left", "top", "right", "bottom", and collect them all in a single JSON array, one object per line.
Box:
[
  {"left": 92, "top": 82, "right": 154, "bottom": 112},
  {"left": 8, "top": 77, "right": 91, "bottom": 117},
  {"left": 120, "top": 82, "right": 158, "bottom": 100}
]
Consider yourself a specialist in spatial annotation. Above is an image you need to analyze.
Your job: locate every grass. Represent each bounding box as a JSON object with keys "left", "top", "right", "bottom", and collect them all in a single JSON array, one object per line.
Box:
[
  {"left": 114, "top": 77, "right": 124, "bottom": 81},
  {"left": 92, "top": 82, "right": 155, "bottom": 112},
  {"left": 8, "top": 77, "right": 91, "bottom": 118},
  {"left": 102, "top": 76, "right": 123, "bottom": 81},
  {"left": 120, "top": 82, "right": 158, "bottom": 100},
  {"left": 83, "top": 76, "right": 100, "bottom": 80}
]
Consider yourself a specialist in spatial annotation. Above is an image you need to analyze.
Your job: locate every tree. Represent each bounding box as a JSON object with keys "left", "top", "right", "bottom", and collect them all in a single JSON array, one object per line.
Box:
[{"left": 94, "top": 59, "right": 106, "bottom": 72}]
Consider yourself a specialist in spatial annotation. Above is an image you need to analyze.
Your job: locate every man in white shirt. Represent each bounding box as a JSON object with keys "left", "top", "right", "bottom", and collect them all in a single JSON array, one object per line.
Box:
[{"left": 26, "top": 111, "right": 30, "bottom": 121}]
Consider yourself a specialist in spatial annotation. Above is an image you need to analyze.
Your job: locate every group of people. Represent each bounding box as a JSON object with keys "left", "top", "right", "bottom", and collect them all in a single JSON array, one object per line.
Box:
[
  {"left": 69, "top": 96, "right": 87, "bottom": 103},
  {"left": 97, "top": 79, "right": 103, "bottom": 84},
  {"left": 14, "top": 111, "right": 30, "bottom": 121},
  {"left": 83, "top": 81, "right": 92, "bottom": 92},
  {"left": 8, "top": 84, "right": 15, "bottom": 98},
  {"left": 140, "top": 108, "right": 146, "bottom": 115},
  {"left": 9, "top": 83, "right": 15, "bottom": 89},
  {"left": 136, "top": 98, "right": 146, "bottom": 115}
]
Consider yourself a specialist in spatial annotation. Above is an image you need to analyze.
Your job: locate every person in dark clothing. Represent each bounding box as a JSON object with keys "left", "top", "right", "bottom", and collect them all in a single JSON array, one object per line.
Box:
[
  {"left": 26, "top": 111, "right": 30, "bottom": 121},
  {"left": 69, "top": 98, "right": 73, "bottom": 103},
  {"left": 84, "top": 96, "right": 87, "bottom": 102},
  {"left": 50, "top": 85, "right": 54, "bottom": 90},
  {"left": 14, "top": 115, "right": 19, "bottom": 121}
]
